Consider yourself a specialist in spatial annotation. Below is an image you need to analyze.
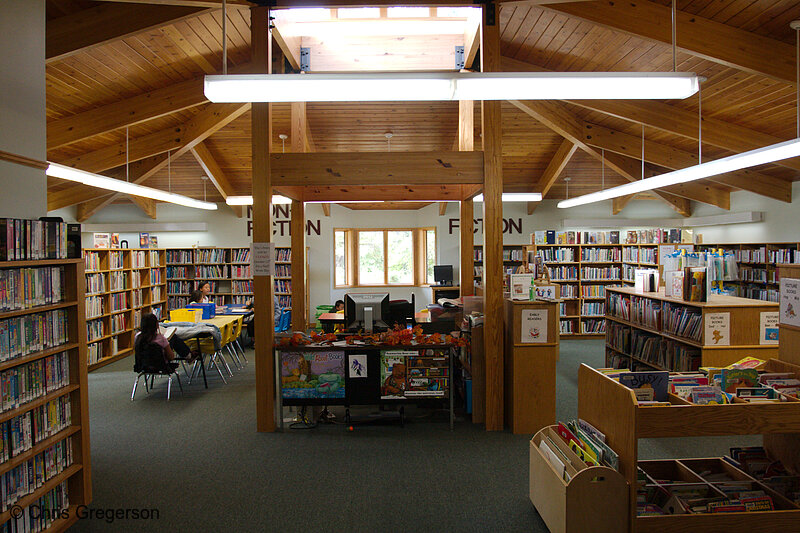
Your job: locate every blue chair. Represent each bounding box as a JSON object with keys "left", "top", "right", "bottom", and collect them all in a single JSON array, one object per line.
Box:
[{"left": 275, "top": 308, "right": 291, "bottom": 332}]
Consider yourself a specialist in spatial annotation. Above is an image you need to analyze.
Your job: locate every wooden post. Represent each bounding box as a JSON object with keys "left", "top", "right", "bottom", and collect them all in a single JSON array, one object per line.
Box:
[
  {"left": 460, "top": 193, "right": 474, "bottom": 297},
  {"left": 291, "top": 199, "right": 306, "bottom": 332},
  {"left": 251, "top": 5, "right": 275, "bottom": 432},
  {"left": 481, "top": 2, "right": 505, "bottom": 431}
]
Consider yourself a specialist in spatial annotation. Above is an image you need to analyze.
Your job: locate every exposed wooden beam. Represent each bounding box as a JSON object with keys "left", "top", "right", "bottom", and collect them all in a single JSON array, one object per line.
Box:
[
  {"left": 459, "top": 100, "right": 474, "bottom": 151},
  {"left": 463, "top": 17, "right": 481, "bottom": 70},
  {"left": 91, "top": 0, "right": 251, "bottom": 6},
  {"left": 583, "top": 123, "right": 791, "bottom": 203},
  {"left": 291, "top": 103, "right": 308, "bottom": 153},
  {"left": 340, "top": 202, "right": 433, "bottom": 210},
  {"left": 291, "top": 200, "right": 306, "bottom": 331},
  {"left": 67, "top": 104, "right": 249, "bottom": 217},
  {"left": 320, "top": 203, "right": 330, "bottom": 216},
  {"left": 302, "top": 185, "right": 465, "bottom": 202},
  {"left": 47, "top": 4, "right": 210, "bottom": 63},
  {"left": 527, "top": 202, "right": 539, "bottom": 215},
  {"left": 190, "top": 142, "right": 243, "bottom": 217},
  {"left": 482, "top": 2, "right": 504, "bottom": 432},
  {"left": 508, "top": 99, "right": 692, "bottom": 216},
  {"left": 612, "top": 195, "right": 634, "bottom": 215},
  {"left": 501, "top": 55, "right": 800, "bottom": 173},
  {"left": 272, "top": 24, "right": 302, "bottom": 71},
  {"left": 270, "top": 152, "right": 484, "bottom": 186},
  {"left": 460, "top": 195, "right": 474, "bottom": 297},
  {"left": 538, "top": 138, "right": 577, "bottom": 197},
  {"left": 49, "top": 188, "right": 113, "bottom": 212},
  {"left": 544, "top": 0, "right": 796, "bottom": 85},
  {"left": 129, "top": 196, "right": 157, "bottom": 219},
  {"left": 439, "top": 202, "right": 448, "bottom": 216}
]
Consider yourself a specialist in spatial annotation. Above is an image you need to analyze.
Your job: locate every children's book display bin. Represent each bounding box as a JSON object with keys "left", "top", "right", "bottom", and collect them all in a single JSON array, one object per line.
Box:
[
  {"left": 578, "top": 362, "right": 800, "bottom": 532},
  {"left": 530, "top": 425, "right": 628, "bottom": 533}
]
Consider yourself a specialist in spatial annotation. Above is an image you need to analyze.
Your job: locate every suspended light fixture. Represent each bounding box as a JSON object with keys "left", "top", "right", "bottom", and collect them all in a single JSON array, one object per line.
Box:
[
  {"left": 558, "top": 19, "right": 800, "bottom": 210},
  {"left": 473, "top": 193, "right": 542, "bottom": 202},
  {"left": 205, "top": 71, "right": 700, "bottom": 103},
  {"left": 47, "top": 163, "right": 218, "bottom": 210}
]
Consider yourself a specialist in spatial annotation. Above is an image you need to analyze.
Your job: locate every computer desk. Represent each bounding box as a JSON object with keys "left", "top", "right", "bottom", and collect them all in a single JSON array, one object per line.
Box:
[
  {"left": 431, "top": 285, "right": 460, "bottom": 302},
  {"left": 318, "top": 312, "right": 434, "bottom": 333}
]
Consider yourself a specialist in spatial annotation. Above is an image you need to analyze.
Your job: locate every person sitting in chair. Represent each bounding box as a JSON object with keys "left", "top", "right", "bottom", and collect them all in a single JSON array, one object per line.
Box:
[
  {"left": 188, "top": 289, "right": 204, "bottom": 304},
  {"left": 334, "top": 300, "right": 344, "bottom": 312},
  {"left": 197, "top": 281, "right": 212, "bottom": 303},
  {"left": 135, "top": 313, "right": 195, "bottom": 369}
]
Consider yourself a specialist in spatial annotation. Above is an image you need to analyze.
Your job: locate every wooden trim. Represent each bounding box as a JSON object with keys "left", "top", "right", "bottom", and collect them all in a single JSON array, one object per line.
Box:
[
  {"left": 538, "top": 139, "right": 577, "bottom": 198},
  {"left": 0, "top": 150, "right": 48, "bottom": 171},
  {"left": 291, "top": 200, "right": 306, "bottom": 331}
]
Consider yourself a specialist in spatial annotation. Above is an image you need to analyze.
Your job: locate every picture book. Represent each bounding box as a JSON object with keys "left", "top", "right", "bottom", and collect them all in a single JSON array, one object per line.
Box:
[
  {"left": 380, "top": 350, "right": 413, "bottom": 399},
  {"left": 691, "top": 386, "right": 726, "bottom": 405},
  {"left": 110, "top": 233, "right": 120, "bottom": 248},
  {"left": 719, "top": 368, "right": 759, "bottom": 393},
  {"left": 727, "top": 356, "right": 764, "bottom": 370},
  {"left": 538, "top": 439, "right": 565, "bottom": 480},
  {"left": 93, "top": 232, "right": 110, "bottom": 249},
  {"left": 280, "top": 351, "right": 345, "bottom": 400},
  {"left": 149, "top": 235, "right": 158, "bottom": 248},
  {"left": 578, "top": 418, "right": 606, "bottom": 443},
  {"left": 619, "top": 371, "right": 669, "bottom": 402},
  {"left": 735, "top": 387, "right": 777, "bottom": 399},
  {"left": 139, "top": 232, "right": 150, "bottom": 248}
]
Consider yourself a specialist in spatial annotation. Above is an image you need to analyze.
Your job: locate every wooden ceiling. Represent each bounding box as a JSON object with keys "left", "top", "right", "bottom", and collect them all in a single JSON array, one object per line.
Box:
[{"left": 42, "top": 0, "right": 800, "bottom": 220}]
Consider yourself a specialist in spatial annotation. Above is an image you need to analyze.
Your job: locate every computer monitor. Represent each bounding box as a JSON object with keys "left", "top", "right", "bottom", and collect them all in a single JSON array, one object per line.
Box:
[
  {"left": 433, "top": 265, "right": 454, "bottom": 286},
  {"left": 344, "top": 293, "right": 389, "bottom": 332}
]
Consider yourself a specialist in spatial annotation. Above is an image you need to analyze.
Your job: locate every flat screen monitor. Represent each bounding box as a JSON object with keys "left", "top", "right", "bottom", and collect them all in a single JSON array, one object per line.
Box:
[
  {"left": 344, "top": 293, "right": 389, "bottom": 332},
  {"left": 433, "top": 265, "right": 454, "bottom": 286}
]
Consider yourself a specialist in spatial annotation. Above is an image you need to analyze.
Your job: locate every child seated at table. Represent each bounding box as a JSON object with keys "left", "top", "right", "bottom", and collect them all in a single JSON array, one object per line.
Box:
[{"left": 135, "top": 313, "right": 197, "bottom": 367}]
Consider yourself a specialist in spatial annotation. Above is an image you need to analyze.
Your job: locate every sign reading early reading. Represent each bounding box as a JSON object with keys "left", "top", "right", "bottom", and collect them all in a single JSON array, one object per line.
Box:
[
  {"left": 520, "top": 309, "right": 548, "bottom": 344},
  {"left": 251, "top": 242, "right": 275, "bottom": 276}
]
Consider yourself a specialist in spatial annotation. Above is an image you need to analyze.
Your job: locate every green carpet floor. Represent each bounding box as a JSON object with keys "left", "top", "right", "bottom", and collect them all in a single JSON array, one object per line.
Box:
[{"left": 71, "top": 340, "right": 756, "bottom": 532}]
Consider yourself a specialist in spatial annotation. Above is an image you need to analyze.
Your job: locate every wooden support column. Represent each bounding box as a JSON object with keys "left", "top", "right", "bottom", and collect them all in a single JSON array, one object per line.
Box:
[
  {"left": 459, "top": 99, "right": 475, "bottom": 298},
  {"left": 252, "top": 5, "right": 275, "bottom": 432},
  {"left": 481, "top": 2, "right": 504, "bottom": 431},
  {"left": 291, "top": 199, "right": 306, "bottom": 332}
]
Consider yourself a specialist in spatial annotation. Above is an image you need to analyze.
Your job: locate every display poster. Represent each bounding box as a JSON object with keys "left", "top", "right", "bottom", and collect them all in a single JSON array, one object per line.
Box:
[
  {"left": 349, "top": 354, "right": 368, "bottom": 378},
  {"left": 280, "top": 351, "right": 345, "bottom": 399},
  {"left": 251, "top": 242, "right": 275, "bottom": 277},
  {"left": 380, "top": 350, "right": 448, "bottom": 399},
  {"left": 520, "top": 309, "right": 548, "bottom": 344},
  {"left": 704, "top": 312, "right": 730, "bottom": 346},
  {"left": 93, "top": 233, "right": 110, "bottom": 249},
  {"left": 535, "top": 285, "right": 558, "bottom": 300},
  {"left": 759, "top": 311, "right": 779, "bottom": 345},
  {"left": 509, "top": 273, "right": 534, "bottom": 300},
  {"left": 780, "top": 278, "right": 800, "bottom": 327}
]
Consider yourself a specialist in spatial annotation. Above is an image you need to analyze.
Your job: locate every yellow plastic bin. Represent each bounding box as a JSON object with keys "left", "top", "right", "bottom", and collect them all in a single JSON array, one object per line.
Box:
[{"left": 170, "top": 308, "right": 202, "bottom": 323}]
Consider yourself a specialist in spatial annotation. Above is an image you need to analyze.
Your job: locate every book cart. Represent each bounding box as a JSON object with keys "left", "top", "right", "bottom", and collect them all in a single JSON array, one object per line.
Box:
[
  {"left": 274, "top": 344, "right": 454, "bottom": 429},
  {"left": 577, "top": 362, "right": 800, "bottom": 532},
  {"left": 83, "top": 248, "right": 167, "bottom": 371},
  {"left": 0, "top": 257, "right": 92, "bottom": 531},
  {"left": 605, "top": 287, "right": 778, "bottom": 371}
]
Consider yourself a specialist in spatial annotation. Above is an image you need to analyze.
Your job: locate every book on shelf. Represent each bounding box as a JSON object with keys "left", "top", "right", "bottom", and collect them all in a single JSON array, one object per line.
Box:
[
  {"left": 634, "top": 269, "right": 659, "bottom": 292},
  {"left": 1, "top": 219, "right": 69, "bottom": 262},
  {"left": 139, "top": 232, "right": 150, "bottom": 248},
  {"left": 683, "top": 267, "right": 708, "bottom": 302}
]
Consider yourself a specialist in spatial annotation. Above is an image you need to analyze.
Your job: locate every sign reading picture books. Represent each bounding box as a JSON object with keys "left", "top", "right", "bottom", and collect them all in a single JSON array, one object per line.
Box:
[
  {"left": 280, "top": 351, "right": 345, "bottom": 400},
  {"left": 759, "top": 311, "right": 779, "bottom": 345},
  {"left": 521, "top": 309, "right": 548, "bottom": 344},
  {"left": 780, "top": 278, "right": 800, "bottom": 328},
  {"left": 704, "top": 312, "right": 730, "bottom": 346}
]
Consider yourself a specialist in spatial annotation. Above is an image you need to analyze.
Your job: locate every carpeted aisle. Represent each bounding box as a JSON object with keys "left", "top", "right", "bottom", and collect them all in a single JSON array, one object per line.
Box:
[{"left": 72, "top": 340, "right": 756, "bottom": 532}]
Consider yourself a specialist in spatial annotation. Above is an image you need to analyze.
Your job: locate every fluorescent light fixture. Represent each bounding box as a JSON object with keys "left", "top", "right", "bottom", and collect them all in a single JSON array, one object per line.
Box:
[
  {"left": 281, "top": 20, "right": 469, "bottom": 37},
  {"left": 473, "top": 193, "right": 543, "bottom": 202},
  {"left": 204, "top": 72, "right": 699, "bottom": 103},
  {"left": 226, "top": 195, "right": 292, "bottom": 205},
  {"left": 558, "top": 138, "right": 800, "bottom": 209},
  {"left": 46, "top": 162, "right": 217, "bottom": 210}
]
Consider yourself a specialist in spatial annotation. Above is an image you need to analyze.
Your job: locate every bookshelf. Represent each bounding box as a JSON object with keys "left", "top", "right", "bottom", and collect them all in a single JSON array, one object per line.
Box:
[
  {"left": 472, "top": 244, "right": 525, "bottom": 295},
  {"left": 0, "top": 257, "right": 92, "bottom": 530},
  {"left": 604, "top": 286, "right": 778, "bottom": 372},
  {"left": 165, "top": 246, "right": 292, "bottom": 310},
  {"left": 696, "top": 242, "right": 800, "bottom": 303},
  {"left": 83, "top": 248, "right": 166, "bottom": 371},
  {"left": 578, "top": 362, "right": 800, "bottom": 532}
]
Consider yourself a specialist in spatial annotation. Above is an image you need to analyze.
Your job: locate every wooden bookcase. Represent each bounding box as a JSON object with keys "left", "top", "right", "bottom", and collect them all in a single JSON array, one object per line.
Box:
[
  {"left": 83, "top": 248, "right": 166, "bottom": 371},
  {"left": 621, "top": 244, "right": 659, "bottom": 285},
  {"left": 578, "top": 362, "right": 800, "bottom": 532},
  {"left": 473, "top": 244, "right": 525, "bottom": 295},
  {"left": 605, "top": 286, "right": 778, "bottom": 372},
  {"left": 165, "top": 246, "right": 295, "bottom": 310},
  {"left": 0, "top": 258, "right": 92, "bottom": 530}
]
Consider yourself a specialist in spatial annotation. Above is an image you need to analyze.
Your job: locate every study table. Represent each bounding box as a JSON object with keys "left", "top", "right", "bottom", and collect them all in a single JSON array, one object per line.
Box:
[{"left": 317, "top": 312, "right": 434, "bottom": 333}]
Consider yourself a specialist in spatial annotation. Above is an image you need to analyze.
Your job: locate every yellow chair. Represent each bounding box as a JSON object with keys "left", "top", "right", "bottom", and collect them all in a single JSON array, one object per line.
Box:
[
  {"left": 186, "top": 334, "right": 227, "bottom": 384},
  {"left": 230, "top": 316, "right": 247, "bottom": 365},
  {"left": 222, "top": 319, "right": 243, "bottom": 370}
]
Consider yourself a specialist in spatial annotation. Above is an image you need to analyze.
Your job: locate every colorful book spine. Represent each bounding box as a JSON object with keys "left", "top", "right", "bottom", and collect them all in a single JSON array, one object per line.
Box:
[{"left": 0, "top": 309, "right": 69, "bottom": 362}]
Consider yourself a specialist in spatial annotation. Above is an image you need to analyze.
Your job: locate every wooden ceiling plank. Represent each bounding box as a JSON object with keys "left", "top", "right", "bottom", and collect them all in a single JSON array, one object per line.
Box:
[
  {"left": 508, "top": 99, "right": 691, "bottom": 216},
  {"left": 271, "top": 24, "right": 301, "bottom": 70},
  {"left": 582, "top": 122, "right": 791, "bottom": 203},
  {"left": 270, "top": 152, "right": 484, "bottom": 186},
  {"left": 537, "top": 138, "right": 577, "bottom": 197},
  {"left": 129, "top": 196, "right": 158, "bottom": 218},
  {"left": 190, "top": 141, "right": 243, "bottom": 217},
  {"left": 612, "top": 194, "right": 634, "bottom": 215},
  {"left": 89, "top": 1, "right": 251, "bottom": 7},
  {"left": 439, "top": 202, "right": 448, "bottom": 216},
  {"left": 544, "top": 0, "right": 796, "bottom": 85},
  {"left": 159, "top": 24, "right": 217, "bottom": 74},
  {"left": 47, "top": 3, "right": 212, "bottom": 63},
  {"left": 302, "top": 185, "right": 466, "bottom": 203},
  {"left": 291, "top": 103, "right": 308, "bottom": 152}
]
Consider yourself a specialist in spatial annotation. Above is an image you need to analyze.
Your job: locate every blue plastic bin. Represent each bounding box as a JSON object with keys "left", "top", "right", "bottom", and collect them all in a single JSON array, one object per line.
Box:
[{"left": 187, "top": 302, "right": 215, "bottom": 319}]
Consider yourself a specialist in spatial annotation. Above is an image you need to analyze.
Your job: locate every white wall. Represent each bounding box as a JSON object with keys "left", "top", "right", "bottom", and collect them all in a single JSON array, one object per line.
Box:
[
  {"left": 50, "top": 182, "right": 800, "bottom": 323},
  {"left": 0, "top": 0, "right": 46, "bottom": 218}
]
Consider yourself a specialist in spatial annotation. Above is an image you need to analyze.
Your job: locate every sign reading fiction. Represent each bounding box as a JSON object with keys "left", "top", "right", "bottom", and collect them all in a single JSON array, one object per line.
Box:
[
  {"left": 246, "top": 205, "right": 322, "bottom": 237},
  {"left": 448, "top": 217, "right": 523, "bottom": 235}
]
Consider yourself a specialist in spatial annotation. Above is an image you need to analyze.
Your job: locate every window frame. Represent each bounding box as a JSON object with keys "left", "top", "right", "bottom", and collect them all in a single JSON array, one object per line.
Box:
[{"left": 333, "top": 227, "right": 436, "bottom": 289}]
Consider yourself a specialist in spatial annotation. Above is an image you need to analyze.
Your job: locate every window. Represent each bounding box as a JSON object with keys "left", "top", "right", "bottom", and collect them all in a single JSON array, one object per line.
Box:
[{"left": 334, "top": 228, "right": 436, "bottom": 288}]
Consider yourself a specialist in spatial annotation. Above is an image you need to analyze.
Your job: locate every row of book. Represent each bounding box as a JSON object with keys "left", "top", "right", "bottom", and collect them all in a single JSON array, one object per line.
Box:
[
  {"left": 0, "top": 219, "right": 68, "bottom": 262},
  {"left": 560, "top": 284, "right": 577, "bottom": 298},
  {"left": 276, "top": 248, "right": 292, "bottom": 262},
  {"left": 167, "top": 281, "right": 193, "bottom": 294},
  {"left": 0, "top": 267, "right": 65, "bottom": 312},
  {"left": 85, "top": 273, "right": 105, "bottom": 295},
  {"left": 150, "top": 269, "right": 162, "bottom": 285},
  {"left": 108, "top": 251, "right": 123, "bottom": 270},
  {"left": 581, "top": 267, "right": 620, "bottom": 280},
  {"left": 559, "top": 321, "right": 575, "bottom": 334},
  {"left": 0, "top": 440, "right": 72, "bottom": 514},
  {"left": 148, "top": 250, "right": 160, "bottom": 267},
  {"left": 623, "top": 247, "right": 657, "bottom": 264},
  {"left": 744, "top": 287, "right": 779, "bottom": 302},
  {"left": 0, "top": 352, "right": 70, "bottom": 414},
  {"left": 581, "top": 285, "right": 605, "bottom": 298},
  {"left": 626, "top": 228, "right": 693, "bottom": 244},
  {"left": 131, "top": 273, "right": 141, "bottom": 289},
  {"left": 109, "top": 293, "right": 128, "bottom": 313},
  {"left": 195, "top": 265, "right": 227, "bottom": 279},
  {"left": 131, "top": 250, "right": 147, "bottom": 268},
  {"left": 166, "top": 250, "right": 193, "bottom": 264},
  {"left": 622, "top": 264, "right": 636, "bottom": 282},
  {"left": 111, "top": 314, "right": 127, "bottom": 335},
  {"left": 196, "top": 248, "right": 227, "bottom": 264},
  {"left": 85, "top": 296, "right": 103, "bottom": 319},
  {"left": 662, "top": 303, "right": 703, "bottom": 341},
  {"left": 151, "top": 287, "right": 161, "bottom": 303},
  {"left": 165, "top": 266, "right": 189, "bottom": 279},
  {"left": 231, "top": 265, "right": 251, "bottom": 279},
  {"left": 582, "top": 319, "right": 605, "bottom": 334},
  {"left": 740, "top": 267, "right": 771, "bottom": 283},
  {"left": 550, "top": 266, "right": 578, "bottom": 281},
  {"left": 0, "top": 309, "right": 69, "bottom": 362},
  {"left": 232, "top": 280, "right": 253, "bottom": 293},
  {"left": 737, "top": 247, "right": 767, "bottom": 263},
  {"left": 1, "top": 396, "right": 72, "bottom": 463},
  {"left": 275, "top": 280, "right": 292, "bottom": 294},
  {"left": 631, "top": 295, "right": 661, "bottom": 329},
  {"left": 581, "top": 302, "right": 605, "bottom": 316},
  {"left": 84, "top": 252, "right": 100, "bottom": 272},
  {"left": 168, "top": 296, "right": 190, "bottom": 310},
  {"left": 232, "top": 295, "right": 250, "bottom": 305},
  {"left": 231, "top": 248, "right": 250, "bottom": 263},
  {"left": 87, "top": 343, "right": 103, "bottom": 365},
  {"left": 539, "top": 247, "right": 575, "bottom": 262},
  {"left": 769, "top": 248, "right": 800, "bottom": 263},
  {"left": 1, "top": 481, "right": 69, "bottom": 532},
  {"left": 275, "top": 264, "right": 291, "bottom": 277},
  {"left": 109, "top": 271, "right": 126, "bottom": 292},
  {"left": 277, "top": 295, "right": 291, "bottom": 308},
  {"left": 87, "top": 319, "right": 103, "bottom": 343},
  {"left": 131, "top": 290, "right": 142, "bottom": 308},
  {"left": 502, "top": 249, "right": 524, "bottom": 261},
  {"left": 581, "top": 248, "right": 620, "bottom": 262},
  {"left": 608, "top": 292, "right": 631, "bottom": 320}
]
